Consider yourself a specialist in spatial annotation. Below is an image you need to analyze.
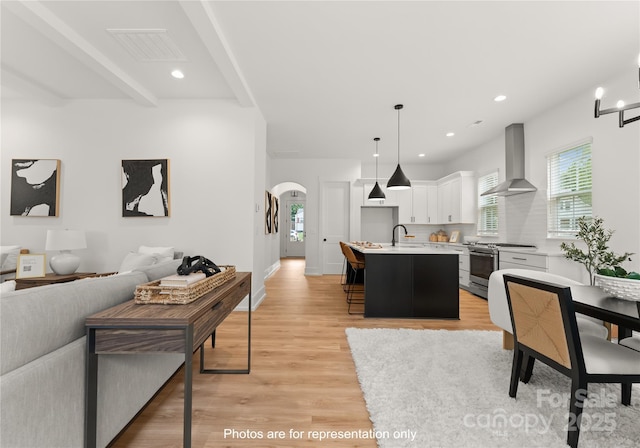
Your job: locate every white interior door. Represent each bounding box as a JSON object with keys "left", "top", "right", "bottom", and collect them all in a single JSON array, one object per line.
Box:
[
  {"left": 284, "top": 198, "right": 305, "bottom": 257},
  {"left": 321, "top": 181, "right": 350, "bottom": 274}
]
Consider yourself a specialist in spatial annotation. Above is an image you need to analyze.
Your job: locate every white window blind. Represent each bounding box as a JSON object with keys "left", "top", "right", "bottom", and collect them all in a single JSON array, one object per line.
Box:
[
  {"left": 477, "top": 171, "right": 499, "bottom": 236},
  {"left": 547, "top": 141, "right": 592, "bottom": 237}
]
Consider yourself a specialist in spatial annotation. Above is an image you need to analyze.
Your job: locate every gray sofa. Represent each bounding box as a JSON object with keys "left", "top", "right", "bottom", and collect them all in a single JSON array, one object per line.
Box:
[{"left": 0, "top": 260, "right": 184, "bottom": 448}]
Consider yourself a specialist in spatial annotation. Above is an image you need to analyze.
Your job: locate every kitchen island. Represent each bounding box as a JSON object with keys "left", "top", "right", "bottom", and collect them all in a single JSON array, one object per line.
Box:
[{"left": 349, "top": 243, "right": 459, "bottom": 319}]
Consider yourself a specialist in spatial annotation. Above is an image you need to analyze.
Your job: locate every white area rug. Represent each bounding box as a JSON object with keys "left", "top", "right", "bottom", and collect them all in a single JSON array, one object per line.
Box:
[{"left": 346, "top": 328, "right": 640, "bottom": 448}]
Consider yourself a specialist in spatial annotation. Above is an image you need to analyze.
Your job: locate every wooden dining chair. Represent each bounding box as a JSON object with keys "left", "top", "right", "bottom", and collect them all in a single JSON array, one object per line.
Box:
[{"left": 503, "top": 274, "right": 640, "bottom": 448}]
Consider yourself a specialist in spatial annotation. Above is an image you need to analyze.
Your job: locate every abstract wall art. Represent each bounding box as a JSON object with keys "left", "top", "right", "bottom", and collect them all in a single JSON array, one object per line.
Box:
[
  {"left": 272, "top": 196, "right": 279, "bottom": 233},
  {"left": 10, "top": 159, "right": 60, "bottom": 216},
  {"left": 265, "top": 191, "right": 273, "bottom": 234},
  {"left": 121, "top": 159, "right": 170, "bottom": 217}
]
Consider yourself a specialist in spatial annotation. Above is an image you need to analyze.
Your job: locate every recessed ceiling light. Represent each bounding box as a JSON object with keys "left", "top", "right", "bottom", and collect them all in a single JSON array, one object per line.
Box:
[
  {"left": 494, "top": 95, "right": 507, "bottom": 102},
  {"left": 171, "top": 69, "right": 184, "bottom": 79},
  {"left": 418, "top": 153, "right": 425, "bottom": 157},
  {"left": 446, "top": 132, "right": 455, "bottom": 137},
  {"left": 373, "top": 153, "right": 380, "bottom": 157}
]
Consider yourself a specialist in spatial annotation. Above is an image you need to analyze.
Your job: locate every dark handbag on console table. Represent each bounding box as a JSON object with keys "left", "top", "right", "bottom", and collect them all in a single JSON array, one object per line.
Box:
[{"left": 177, "top": 255, "right": 221, "bottom": 277}]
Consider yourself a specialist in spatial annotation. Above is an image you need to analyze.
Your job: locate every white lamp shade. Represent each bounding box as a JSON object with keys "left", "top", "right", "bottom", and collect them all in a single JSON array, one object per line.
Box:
[{"left": 45, "top": 230, "right": 86, "bottom": 251}]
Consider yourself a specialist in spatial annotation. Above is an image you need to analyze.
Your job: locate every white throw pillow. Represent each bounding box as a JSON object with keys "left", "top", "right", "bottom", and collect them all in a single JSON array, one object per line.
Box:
[
  {"left": 118, "top": 252, "right": 158, "bottom": 273},
  {"left": 138, "top": 245, "right": 174, "bottom": 263},
  {"left": 0, "top": 280, "right": 16, "bottom": 294},
  {"left": 0, "top": 245, "right": 21, "bottom": 271}
]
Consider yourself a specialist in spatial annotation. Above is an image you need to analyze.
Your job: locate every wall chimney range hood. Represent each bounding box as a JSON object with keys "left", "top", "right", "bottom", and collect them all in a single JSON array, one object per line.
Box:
[{"left": 481, "top": 123, "right": 537, "bottom": 197}]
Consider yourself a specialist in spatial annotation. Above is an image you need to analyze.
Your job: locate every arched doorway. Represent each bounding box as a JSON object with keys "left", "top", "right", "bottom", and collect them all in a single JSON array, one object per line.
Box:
[{"left": 271, "top": 182, "right": 307, "bottom": 259}]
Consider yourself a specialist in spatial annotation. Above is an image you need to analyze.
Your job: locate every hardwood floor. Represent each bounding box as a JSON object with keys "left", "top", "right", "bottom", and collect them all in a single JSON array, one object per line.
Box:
[{"left": 112, "top": 258, "right": 499, "bottom": 447}]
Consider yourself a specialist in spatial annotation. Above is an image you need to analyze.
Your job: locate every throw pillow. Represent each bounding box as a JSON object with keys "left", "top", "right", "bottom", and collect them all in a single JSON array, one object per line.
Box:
[
  {"left": 0, "top": 280, "right": 16, "bottom": 294},
  {"left": 118, "top": 252, "right": 157, "bottom": 273},
  {"left": 0, "top": 245, "right": 21, "bottom": 271},
  {"left": 138, "top": 245, "right": 174, "bottom": 263}
]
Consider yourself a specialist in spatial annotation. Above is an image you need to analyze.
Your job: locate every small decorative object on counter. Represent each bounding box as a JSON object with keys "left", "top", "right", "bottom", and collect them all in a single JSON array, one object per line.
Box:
[
  {"left": 437, "top": 230, "right": 448, "bottom": 242},
  {"left": 449, "top": 231, "right": 460, "bottom": 243},
  {"left": 429, "top": 233, "right": 438, "bottom": 242}
]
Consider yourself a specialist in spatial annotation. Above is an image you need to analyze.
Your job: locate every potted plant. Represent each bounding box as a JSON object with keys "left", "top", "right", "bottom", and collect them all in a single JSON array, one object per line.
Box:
[{"left": 560, "top": 216, "right": 634, "bottom": 286}]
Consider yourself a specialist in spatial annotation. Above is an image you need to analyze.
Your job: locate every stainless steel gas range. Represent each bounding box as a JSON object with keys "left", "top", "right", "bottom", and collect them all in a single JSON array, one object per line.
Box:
[{"left": 466, "top": 243, "right": 536, "bottom": 299}]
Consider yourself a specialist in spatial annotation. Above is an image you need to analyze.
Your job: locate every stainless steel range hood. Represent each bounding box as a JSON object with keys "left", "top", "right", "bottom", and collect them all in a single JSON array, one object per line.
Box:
[{"left": 481, "top": 123, "right": 537, "bottom": 196}]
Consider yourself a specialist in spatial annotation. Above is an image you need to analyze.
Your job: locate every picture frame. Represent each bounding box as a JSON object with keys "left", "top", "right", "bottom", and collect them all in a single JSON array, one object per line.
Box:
[
  {"left": 121, "top": 159, "right": 170, "bottom": 217},
  {"left": 449, "top": 231, "right": 460, "bottom": 243},
  {"left": 16, "top": 254, "right": 46, "bottom": 279},
  {"left": 10, "top": 159, "right": 61, "bottom": 216}
]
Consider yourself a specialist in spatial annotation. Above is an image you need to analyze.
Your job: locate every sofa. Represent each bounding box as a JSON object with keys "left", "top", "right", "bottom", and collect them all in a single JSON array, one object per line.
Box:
[
  {"left": 488, "top": 268, "right": 609, "bottom": 349},
  {"left": 0, "top": 259, "right": 184, "bottom": 448}
]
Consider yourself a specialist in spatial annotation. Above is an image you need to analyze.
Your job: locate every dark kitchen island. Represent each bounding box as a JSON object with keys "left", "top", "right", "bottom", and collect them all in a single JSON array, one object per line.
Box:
[{"left": 350, "top": 244, "right": 460, "bottom": 319}]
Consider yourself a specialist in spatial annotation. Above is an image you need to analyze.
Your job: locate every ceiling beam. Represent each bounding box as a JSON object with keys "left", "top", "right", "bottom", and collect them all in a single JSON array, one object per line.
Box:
[
  {"left": 4, "top": 1, "right": 158, "bottom": 107},
  {"left": 1, "top": 64, "right": 66, "bottom": 107},
  {"left": 179, "top": 0, "right": 256, "bottom": 108}
]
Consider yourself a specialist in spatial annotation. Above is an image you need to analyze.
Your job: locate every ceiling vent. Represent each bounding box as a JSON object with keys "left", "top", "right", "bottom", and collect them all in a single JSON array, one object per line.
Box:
[{"left": 107, "top": 29, "right": 186, "bottom": 62}]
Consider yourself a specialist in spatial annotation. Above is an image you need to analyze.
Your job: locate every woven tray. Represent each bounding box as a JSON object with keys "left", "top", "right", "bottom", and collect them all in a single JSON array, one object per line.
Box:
[{"left": 134, "top": 266, "right": 236, "bottom": 305}]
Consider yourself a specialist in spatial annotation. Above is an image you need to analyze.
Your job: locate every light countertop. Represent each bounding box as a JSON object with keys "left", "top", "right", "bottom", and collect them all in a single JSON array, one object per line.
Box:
[{"left": 349, "top": 243, "right": 460, "bottom": 255}]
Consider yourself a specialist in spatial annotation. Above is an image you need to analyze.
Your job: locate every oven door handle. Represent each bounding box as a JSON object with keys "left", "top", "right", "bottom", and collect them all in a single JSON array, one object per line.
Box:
[{"left": 470, "top": 252, "right": 494, "bottom": 258}]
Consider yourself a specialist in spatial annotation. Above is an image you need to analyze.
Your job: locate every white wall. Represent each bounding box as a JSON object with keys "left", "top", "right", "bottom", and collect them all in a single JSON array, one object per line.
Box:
[
  {"left": 269, "top": 158, "right": 361, "bottom": 275},
  {"left": 361, "top": 161, "right": 447, "bottom": 180},
  {"left": 1, "top": 98, "right": 268, "bottom": 304},
  {"left": 445, "top": 69, "right": 640, "bottom": 277}
]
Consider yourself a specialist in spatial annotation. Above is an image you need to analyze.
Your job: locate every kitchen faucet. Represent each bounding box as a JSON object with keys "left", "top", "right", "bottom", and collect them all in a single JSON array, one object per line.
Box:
[{"left": 391, "top": 224, "right": 408, "bottom": 246}]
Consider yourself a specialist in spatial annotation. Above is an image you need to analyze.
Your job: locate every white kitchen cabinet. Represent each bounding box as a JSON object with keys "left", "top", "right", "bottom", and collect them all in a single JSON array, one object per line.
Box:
[
  {"left": 426, "top": 184, "right": 438, "bottom": 224},
  {"left": 437, "top": 171, "right": 475, "bottom": 224},
  {"left": 397, "top": 189, "right": 412, "bottom": 223},
  {"left": 451, "top": 246, "right": 470, "bottom": 287},
  {"left": 498, "top": 250, "right": 584, "bottom": 282},
  {"left": 398, "top": 184, "right": 429, "bottom": 224}
]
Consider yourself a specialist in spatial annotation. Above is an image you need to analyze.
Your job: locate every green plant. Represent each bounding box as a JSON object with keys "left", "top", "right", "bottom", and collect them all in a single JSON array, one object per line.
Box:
[{"left": 560, "top": 216, "right": 633, "bottom": 285}]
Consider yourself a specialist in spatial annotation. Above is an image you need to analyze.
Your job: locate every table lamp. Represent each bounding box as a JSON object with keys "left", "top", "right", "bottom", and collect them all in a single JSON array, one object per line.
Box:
[{"left": 45, "top": 229, "right": 86, "bottom": 275}]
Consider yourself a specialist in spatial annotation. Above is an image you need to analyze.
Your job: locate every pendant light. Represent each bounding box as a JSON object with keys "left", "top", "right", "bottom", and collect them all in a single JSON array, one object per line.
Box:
[
  {"left": 387, "top": 104, "right": 411, "bottom": 190},
  {"left": 368, "top": 137, "right": 386, "bottom": 201}
]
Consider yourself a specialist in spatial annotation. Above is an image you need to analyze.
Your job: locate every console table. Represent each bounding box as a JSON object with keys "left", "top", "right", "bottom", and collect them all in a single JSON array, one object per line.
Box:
[
  {"left": 84, "top": 272, "right": 251, "bottom": 448},
  {"left": 15, "top": 272, "right": 98, "bottom": 290}
]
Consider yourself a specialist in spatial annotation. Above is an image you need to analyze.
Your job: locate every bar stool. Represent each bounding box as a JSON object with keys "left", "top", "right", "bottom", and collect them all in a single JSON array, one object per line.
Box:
[
  {"left": 342, "top": 244, "right": 365, "bottom": 314},
  {"left": 339, "top": 241, "right": 349, "bottom": 292}
]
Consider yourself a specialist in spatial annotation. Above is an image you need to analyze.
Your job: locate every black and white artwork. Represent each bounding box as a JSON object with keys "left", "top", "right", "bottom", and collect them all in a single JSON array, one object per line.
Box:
[
  {"left": 10, "top": 159, "right": 60, "bottom": 216},
  {"left": 265, "top": 191, "right": 273, "bottom": 234},
  {"left": 272, "top": 196, "right": 279, "bottom": 233},
  {"left": 121, "top": 159, "right": 170, "bottom": 217}
]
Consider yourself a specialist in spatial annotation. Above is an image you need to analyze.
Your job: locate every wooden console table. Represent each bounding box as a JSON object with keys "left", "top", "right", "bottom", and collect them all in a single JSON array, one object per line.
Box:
[
  {"left": 84, "top": 272, "right": 251, "bottom": 448},
  {"left": 15, "top": 272, "right": 98, "bottom": 290}
]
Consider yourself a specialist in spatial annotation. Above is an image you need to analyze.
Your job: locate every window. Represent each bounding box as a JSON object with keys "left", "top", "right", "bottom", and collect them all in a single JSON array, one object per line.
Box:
[
  {"left": 477, "top": 171, "right": 499, "bottom": 236},
  {"left": 289, "top": 203, "right": 304, "bottom": 242},
  {"left": 547, "top": 140, "right": 592, "bottom": 237}
]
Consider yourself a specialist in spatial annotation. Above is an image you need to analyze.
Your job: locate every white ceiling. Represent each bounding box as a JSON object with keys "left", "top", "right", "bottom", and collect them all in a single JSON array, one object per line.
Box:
[{"left": 2, "top": 1, "right": 639, "bottom": 164}]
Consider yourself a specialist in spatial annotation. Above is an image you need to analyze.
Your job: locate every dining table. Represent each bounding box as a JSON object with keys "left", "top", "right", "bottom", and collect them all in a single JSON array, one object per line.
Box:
[{"left": 571, "top": 285, "right": 640, "bottom": 339}]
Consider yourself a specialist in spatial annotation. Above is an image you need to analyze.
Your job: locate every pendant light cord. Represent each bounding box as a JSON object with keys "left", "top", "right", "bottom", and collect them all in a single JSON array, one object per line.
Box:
[
  {"left": 375, "top": 138, "right": 380, "bottom": 181},
  {"left": 397, "top": 107, "right": 401, "bottom": 163},
  {"left": 395, "top": 104, "right": 403, "bottom": 164}
]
